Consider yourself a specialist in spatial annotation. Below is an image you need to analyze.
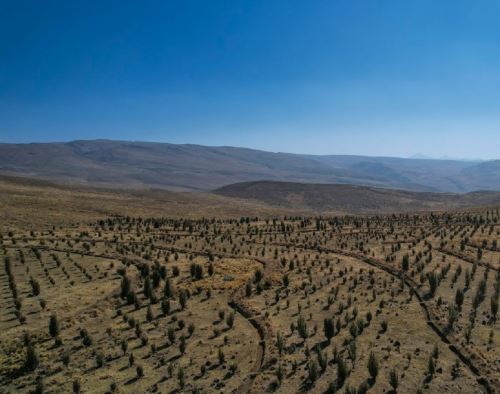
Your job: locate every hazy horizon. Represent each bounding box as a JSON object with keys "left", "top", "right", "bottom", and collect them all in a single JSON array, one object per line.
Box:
[
  {"left": 0, "top": 138, "right": 495, "bottom": 162},
  {"left": 1, "top": 1, "right": 500, "bottom": 159}
]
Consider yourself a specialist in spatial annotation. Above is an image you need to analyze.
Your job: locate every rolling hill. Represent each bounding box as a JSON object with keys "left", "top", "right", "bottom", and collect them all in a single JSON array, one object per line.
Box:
[
  {"left": 1, "top": 175, "right": 500, "bottom": 229},
  {"left": 0, "top": 175, "right": 292, "bottom": 228},
  {"left": 0, "top": 140, "right": 497, "bottom": 192},
  {"left": 215, "top": 180, "right": 500, "bottom": 214}
]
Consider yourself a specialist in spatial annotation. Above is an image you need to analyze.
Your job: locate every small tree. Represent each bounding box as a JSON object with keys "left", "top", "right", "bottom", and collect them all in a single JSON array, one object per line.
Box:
[
  {"left": 179, "top": 290, "right": 187, "bottom": 310},
  {"left": 72, "top": 379, "right": 81, "bottom": 394},
  {"left": 25, "top": 343, "right": 39, "bottom": 371},
  {"left": 218, "top": 348, "right": 225, "bottom": 365},
  {"left": 402, "top": 255, "right": 409, "bottom": 272},
  {"left": 164, "top": 278, "right": 173, "bottom": 298},
  {"left": 389, "top": 368, "right": 399, "bottom": 391},
  {"left": 136, "top": 364, "right": 144, "bottom": 378},
  {"left": 427, "top": 355, "right": 435, "bottom": 376},
  {"left": 326, "top": 382, "right": 337, "bottom": 394},
  {"left": 49, "top": 314, "right": 60, "bottom": 338},
  {"left": 317, "top": 349, "right": 328, "bottom": 373},
  {"left": 276, "top": 364, "right": 284, "bottom": 385},
  {"left": 455, "top": 288, "right": 464, "bottom": 310},
  {"left": 451, "top": 359, "right": 460, "bottom": 379},
  {"left": 307, "top": 360, "right": 319, "bottom": 383},
  {"left": 427, "top": 272, "right": 439, "bottom": 297},
  {"left": 348, "top": 341, "right": 357, "bottom": 366},
  {"left": 491, "top": 296, "right": 498, "bottom": 322},
  {"left": 161, "top": 299, "right": 170, "bottom": 315},
  {"left": 254, "top": 269, "right": 263, "bottom": 283},
  {"left": 146, "top": 306, "right": 154, "bottom": 322},
  {"left": 179, "top": 336, "right": 186, "bottom": 354},
  {"left": 367, "top": 351, "right": 378, "bottom": 382},
  {"left": 168, "top": 326, "right": 176, "bottom": 344},
  {"left": 120, "top": 276, "right": 130, "bottom": 299},
  {"left": 324, "top": 318, "right": 334, "bottom": 342},
  {"left": 121, "top": 339, "right": 128, "bottom": 355},
  {"left": 226, "top": 312, "right": 235, "bottom": 329},
  {"left": 96, "top": 352, "right": 105, "bottom": 368},
  {"left": 276, "top": 332, "right": 285, "bottom": 356},
  {"left": 447, "top": 305, "right": 459, "bottom": 331},
  {"left": 34, "top": 378, "right": 44, "bottom": 394},
  {"left": 62, "top": 351, "right": 71, "bottom": 367},
  {"left": 30, "top": 277, "right": 41, "bottom": 296},
  {"left": 297, "top": 315, "right": 308, "bottom": 342},
  {"left": 178, "top": 366, "right": 185, "bottom": 389},
  {"left": 143, "top": 277, "right": 152, "bottom": 299},
  {"left": 432, "top": 343, "right": 439, "bottom": 359},
  {"left": 337, "top": 356, "right": 347, "bottom": 388}
]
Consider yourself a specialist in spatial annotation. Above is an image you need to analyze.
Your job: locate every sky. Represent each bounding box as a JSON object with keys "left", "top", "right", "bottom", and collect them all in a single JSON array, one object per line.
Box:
[{"left": 1, "top": 0, "right": 500, "bottom": 159}]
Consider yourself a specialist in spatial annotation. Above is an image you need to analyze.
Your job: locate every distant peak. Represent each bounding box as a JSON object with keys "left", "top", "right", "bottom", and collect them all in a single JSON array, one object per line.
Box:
[{"left": 409, "top": 153, "right": 433, "bottom": 160}]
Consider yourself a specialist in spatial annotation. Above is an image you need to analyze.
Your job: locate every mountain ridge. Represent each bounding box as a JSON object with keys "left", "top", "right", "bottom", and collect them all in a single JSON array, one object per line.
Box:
[{"left": 0, "top": 139, "right": 498, "bottom": 192}]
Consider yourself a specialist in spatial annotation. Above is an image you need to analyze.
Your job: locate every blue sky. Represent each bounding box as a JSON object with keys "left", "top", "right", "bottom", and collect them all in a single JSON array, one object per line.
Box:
[{"left": 1, "top": 1, "right": 499, "bottom": 159}]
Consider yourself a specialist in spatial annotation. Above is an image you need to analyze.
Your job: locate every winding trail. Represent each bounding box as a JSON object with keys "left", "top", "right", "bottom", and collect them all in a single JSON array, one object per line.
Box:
[
  {"left": 280, "top": 242, "right": 496, "bottom": 393},
  {"left": 21, "top": 243, "right": 276, "bottom": 394},
  {"left": 14, "top": 238, "right": 496, "bottom": 392},
  {"left": 439, "top": 248, "right": 499, "bottom": 272}
]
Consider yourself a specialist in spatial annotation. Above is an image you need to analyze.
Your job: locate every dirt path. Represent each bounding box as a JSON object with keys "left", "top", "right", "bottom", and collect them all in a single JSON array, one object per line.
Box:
[
  {"left": 23, "top": 243, "right": 275, "bottom": 394},
  {"left": 294, "top": 244, "right": 495, "bottom": 393},
  {"left": 439, "top": 248, "right": 499, "bottom": 272}
]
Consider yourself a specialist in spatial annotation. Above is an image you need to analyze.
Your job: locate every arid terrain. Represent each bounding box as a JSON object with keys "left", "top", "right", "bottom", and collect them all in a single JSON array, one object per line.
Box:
[
  {"left": 215, "top": 181, "right": 500, "bottom": 214},
  {"left": 2, "top": 175, "right": 500, "bottom": 229},
  {"left": 3, "top": 0, "right": 500, "bottom": 392},
  {"left": 2, "top": 140, "right": 500, "bottom": 192},
  {"left": 0, "top": 177, "right": 499, "bottom": 393}
]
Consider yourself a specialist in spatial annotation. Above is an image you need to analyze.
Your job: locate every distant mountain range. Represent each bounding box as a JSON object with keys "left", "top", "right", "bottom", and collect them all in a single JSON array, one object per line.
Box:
[
  {"left": 409, "top": 153, "right": 484, "bottom": 162},
  {"left": 0, "top": 139, "right": 499, "bottom": 192}
]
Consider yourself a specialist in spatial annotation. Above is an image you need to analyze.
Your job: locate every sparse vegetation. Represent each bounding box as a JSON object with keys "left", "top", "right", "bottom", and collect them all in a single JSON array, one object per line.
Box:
[{"left": 0, "top": 206, "right": 498, "bottom": 393}]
